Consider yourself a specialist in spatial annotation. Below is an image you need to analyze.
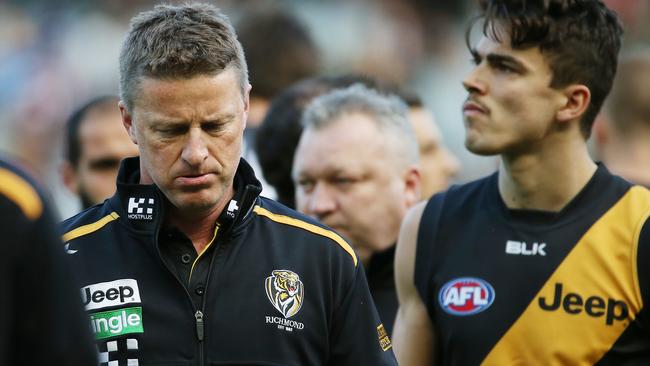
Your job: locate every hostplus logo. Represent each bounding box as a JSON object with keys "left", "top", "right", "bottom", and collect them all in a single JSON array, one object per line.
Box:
[{"left": 127, "top": 197, "right": 154, "bottom": 220}]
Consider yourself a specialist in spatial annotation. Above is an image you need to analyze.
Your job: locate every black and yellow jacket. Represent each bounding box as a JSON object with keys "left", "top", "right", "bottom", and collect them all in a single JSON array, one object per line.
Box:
[
  {"left": 415, "top": 163, "right": 650, "bottom": 365},
  {"left": 0, "top": 158, "right": 96, "bottom": 365},
  {"left": 61, "top": 157, "right": 396, "bottom": 366}
]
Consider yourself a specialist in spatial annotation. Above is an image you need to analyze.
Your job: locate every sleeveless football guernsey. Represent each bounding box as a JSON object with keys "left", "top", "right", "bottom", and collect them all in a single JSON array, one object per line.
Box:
[{"left": 415, "top": 165, "right": 650, "bottom": 365}]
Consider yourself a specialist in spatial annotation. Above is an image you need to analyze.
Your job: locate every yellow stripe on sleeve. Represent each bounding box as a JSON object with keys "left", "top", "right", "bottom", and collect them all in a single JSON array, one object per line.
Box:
[
  {"left": 0, "top": 167, "right": 43, "bottom": 220},
  {"left": 253, "top": 205, "right": 358, "bottom": 267},
  {"left": 62, "top": 212, "right": 120, "bottom": 242}
]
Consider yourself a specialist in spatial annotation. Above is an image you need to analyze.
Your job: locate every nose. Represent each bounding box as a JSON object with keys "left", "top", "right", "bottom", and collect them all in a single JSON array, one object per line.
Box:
[
  {"left": 181, "top": 127, "right": 208, "bottom": 167},
  {"left": 462, "top": 66, "right": 486, "bottom": 95},
  {"left": 303, "top": 183, "right": 337, "bottom": 219}
]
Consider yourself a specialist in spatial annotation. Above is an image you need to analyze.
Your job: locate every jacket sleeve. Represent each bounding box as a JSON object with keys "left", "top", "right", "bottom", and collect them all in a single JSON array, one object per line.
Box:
[
  {"left": 11, "top": 197, "right": 98, "bottom": 365},
  {"left": 328, "top": 261, "right": 398, "bottom": 365}
]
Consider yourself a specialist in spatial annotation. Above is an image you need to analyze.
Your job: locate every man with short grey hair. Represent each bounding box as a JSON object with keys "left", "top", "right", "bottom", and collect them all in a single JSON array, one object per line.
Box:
[
  {"left": 293, "top": 84, "right": 422, "bottom": 334},
  {"left": 62, "top": 4, "right": 396, "bottom": 365}
]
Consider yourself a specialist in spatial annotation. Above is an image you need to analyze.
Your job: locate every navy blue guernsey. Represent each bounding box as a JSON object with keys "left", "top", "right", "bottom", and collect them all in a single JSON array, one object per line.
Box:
[
  {"left": 62, "top": 157, "right": 397, "bottom": 366},
  {"left": 415, "top": 164, "right": 650, "bottom": 365}
]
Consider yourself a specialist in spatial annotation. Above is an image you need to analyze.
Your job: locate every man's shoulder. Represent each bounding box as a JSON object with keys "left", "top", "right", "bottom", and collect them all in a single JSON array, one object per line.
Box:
[
  {"left": 251, "top": 197, "right": 359, "bottom": 268},
  {"left": 0, "top": 158, "right": 46, "bottom": 222},
  {"left": 60, "top": 202, "right": 120, "bottom": 243}
]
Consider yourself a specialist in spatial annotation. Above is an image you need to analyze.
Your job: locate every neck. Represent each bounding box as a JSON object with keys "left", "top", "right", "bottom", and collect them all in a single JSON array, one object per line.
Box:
[
  {"left": 167, "top": 188, "right": 234, "bottom": 254},
  {"left": 499, "top": 137, "right": 596, "bottom": 211}
]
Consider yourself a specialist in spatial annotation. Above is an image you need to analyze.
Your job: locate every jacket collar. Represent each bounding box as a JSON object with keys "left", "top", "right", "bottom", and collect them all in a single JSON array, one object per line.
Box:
[{"left": 109, "top": 157, "right": 262, "bottom": 236}]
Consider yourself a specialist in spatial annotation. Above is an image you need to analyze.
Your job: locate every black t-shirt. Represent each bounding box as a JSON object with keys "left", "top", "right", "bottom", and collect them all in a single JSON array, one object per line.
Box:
[{"left": 366, "top": 245, "right": 398, "bottom": 335}]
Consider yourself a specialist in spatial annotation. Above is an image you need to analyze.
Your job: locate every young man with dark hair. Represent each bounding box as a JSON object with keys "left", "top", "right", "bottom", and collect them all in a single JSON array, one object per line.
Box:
[
  {"left": 61, "top": 95, "right": 139, "bottom": 209},
  {"left": 62, "top": 4, "right": 396, "bottom": 365},
  {"left": 394, "top": 0, "right": 650, "bottom": 364}
]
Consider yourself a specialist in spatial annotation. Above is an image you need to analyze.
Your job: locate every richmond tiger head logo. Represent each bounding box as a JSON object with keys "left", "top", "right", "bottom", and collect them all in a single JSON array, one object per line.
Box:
[{"left": 265, "top": 270, "right": 304, "bottom": 318}]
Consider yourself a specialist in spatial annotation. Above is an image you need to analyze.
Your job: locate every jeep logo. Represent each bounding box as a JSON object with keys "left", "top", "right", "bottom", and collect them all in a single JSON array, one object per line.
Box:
[
  {"left": 538, "top": 283, "right": 629, "bottom": 325},
  {"left": 81, "top": 279, "right": 141, "bottom": 311}
]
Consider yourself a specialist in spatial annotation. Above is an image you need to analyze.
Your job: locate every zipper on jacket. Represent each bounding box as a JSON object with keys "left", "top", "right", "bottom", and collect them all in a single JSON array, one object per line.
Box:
[
  {"left": 155, "top": 211, "right": 231, "bottom": 366},
  {"left": 154, "top": 228, "right": 210, "bottom": 366},
  {"left": 195, "top": 310, "right": 204, "bottom": 341},
  {"left": 195, "top": 225, "right": 227, "bottom": 366}
]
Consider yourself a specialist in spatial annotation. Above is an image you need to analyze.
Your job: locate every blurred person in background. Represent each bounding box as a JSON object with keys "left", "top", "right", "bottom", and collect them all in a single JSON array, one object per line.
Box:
[
  {"left": 0, "top": 157, "right": 96, "bottom": 365},
  {"left": 236, "top": 8, "right": 320, "bottom": 129},
  {"left": 236, "top": 8, "right": 320, "bottom": 198},
  {"left": 257, "top": 73, "right": 457, "bottom": 207},
  {"left": 594, "top": 50, "right": 650, "bottom": 187},
  {"left": 402, "top": 92, "right": 460, "bottom": 199},
  {"left": 394, "top": 0, "right": 650, "bottom": 364},
  {"left": 61, "top": 95, "right": 139, "bottom": 209},
  {"left": 293, "top": 84, "right": 421, "bottom": 334},
  {"left": 255, "top": 74, "right": 381, "bottom": 208},
  {"left": 62, "top": 4, "right": 396, "bottom": 365}
]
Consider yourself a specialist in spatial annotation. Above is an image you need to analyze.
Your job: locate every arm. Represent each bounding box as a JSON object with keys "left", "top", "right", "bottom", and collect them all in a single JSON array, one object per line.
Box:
[
  {"left": 328, "top": 258, "right": 398, "bottom": 365},
  {"left": 393, "top": 201, "right": 436, "bottom": 365}
]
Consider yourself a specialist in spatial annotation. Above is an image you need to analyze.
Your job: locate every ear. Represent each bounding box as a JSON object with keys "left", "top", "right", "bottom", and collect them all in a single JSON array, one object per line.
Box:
[
  {"left": 60, "top": 161, "right": 79, "bottom": 194},
  {"left": 118, "top": 101, "right": 138, "bottom": 145},
  {"left": 403, "top": 165, "right": 422, "bottom": 207},
  {"left": 555, "top": 84, "right": 591, "bottom": 124},
  {"left": 242, "top": 83, "right": 252, "bottom": 130}
]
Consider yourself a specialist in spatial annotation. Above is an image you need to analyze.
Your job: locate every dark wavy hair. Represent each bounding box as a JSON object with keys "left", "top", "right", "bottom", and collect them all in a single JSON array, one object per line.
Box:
[{"left": 466, "top": 0, "right": 623, "bottom": 138}]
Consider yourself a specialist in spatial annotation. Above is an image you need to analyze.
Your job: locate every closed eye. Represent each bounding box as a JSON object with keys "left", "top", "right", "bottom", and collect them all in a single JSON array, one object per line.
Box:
[
  {"left": 157, "top": 126, "right": 187, "bottom": 137},
  {"left": 296, "top": 179, "right": 314, "bottom": 193},
  {"left": 203, "top": 121, "right": 225, "bottom": 133}
]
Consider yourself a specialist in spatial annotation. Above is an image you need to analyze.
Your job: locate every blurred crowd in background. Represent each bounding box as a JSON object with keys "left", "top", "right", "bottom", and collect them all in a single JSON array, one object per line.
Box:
[{"left": 0, "top": 0, "right": 648, "bottom": 219}]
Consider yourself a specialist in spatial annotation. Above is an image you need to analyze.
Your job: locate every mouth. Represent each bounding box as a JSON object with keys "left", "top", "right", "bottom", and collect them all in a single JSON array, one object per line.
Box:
[
  {"left": 175, "top": 173, "right": 213, "bottom": 187},
  {"left": 463, "top": 100, "right": 488, "bottom": 116}
]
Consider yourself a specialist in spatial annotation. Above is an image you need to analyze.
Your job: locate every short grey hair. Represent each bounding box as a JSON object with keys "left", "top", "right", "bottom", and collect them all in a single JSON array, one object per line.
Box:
[
  {"left": 119, "top": 3, "right": 249, "bottom": 112},
  {"left": 301, "top": 83, "right": 419, "bottom": 164}
]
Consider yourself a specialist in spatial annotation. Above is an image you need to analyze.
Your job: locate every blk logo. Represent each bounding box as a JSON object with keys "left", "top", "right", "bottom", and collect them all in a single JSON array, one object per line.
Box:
[
  {"left": 505, "top": 240, "right": 547, "bottom": 256},
  {"left": 127, "top": 197, "right": 154, "bottom": 220}
]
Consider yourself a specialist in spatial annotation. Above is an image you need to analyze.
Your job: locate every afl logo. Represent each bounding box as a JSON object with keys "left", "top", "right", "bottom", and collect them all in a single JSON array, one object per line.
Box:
[{"left": 439, "top": 277, "right": 495, "bottom": 316}]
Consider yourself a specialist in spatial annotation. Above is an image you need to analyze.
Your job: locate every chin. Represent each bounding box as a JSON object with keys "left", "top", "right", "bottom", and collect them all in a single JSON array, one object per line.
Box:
[
  {"left": 173, "top": 193, "right": 221, "bottom": 213},
  {"left": 465, "top": 138, "right": 502, "bottom": 156}
]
